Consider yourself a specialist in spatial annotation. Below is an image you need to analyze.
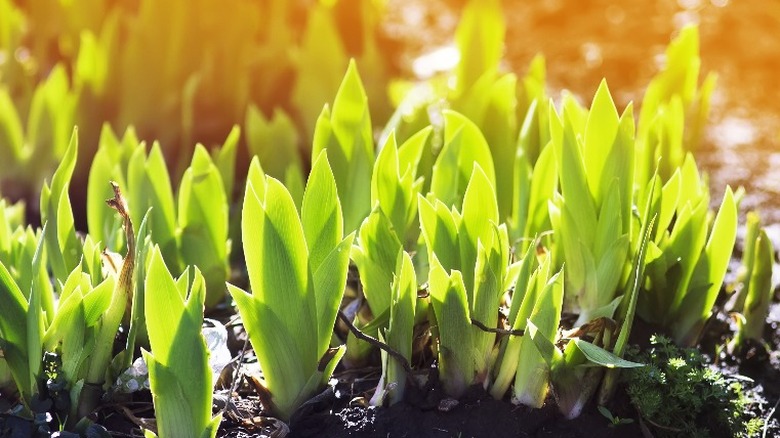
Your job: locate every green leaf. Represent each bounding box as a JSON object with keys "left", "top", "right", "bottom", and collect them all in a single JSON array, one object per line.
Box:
[
  {"left": 178, "top": 145, "right": 229, "bottom": 308},
  {"left": 571, "top": 339, "right": 644, "bottom": 369},
  {"left": 0, "top": 260, "right": 31, "bottom": 402},
  {"left": 380, "top": 250, "right": 417, "bottom": 405},
  {"left": 41, "top": 127, "right": 81, "bottom": 282},
  {"left": 144, "top": 248, "right": 218, "bottom": 438},
  {"left": 352, "top": 208, "right": 402, "bottom": 317},
  {"left": 312, "top": 234, "right": 353, "bottom": 357},
  {"left": 741, "top": 228, "right": 774, "bottom": 342},
  {"left": 514, "top": 268, "right": 564, "bottom": 407},
  {"left": 430, "top": 111, "right": 496, "bottom": 208},
  {"left": 245, "top": 106, "right": 301, "bottom": 182},
  {"left": 454, "top": 0, "right": 504, "bottom": 93},
  {"left": 459, "top": 163, "right": 499, "bottom": 302},
  {"left": 428, "top": 256, "right": 474, "bottom": 398},
  {"left": 583, "top": 80, "right": 620, "bottom": 208},
  {"left": 0, "top": 87, "right": 23, "bottom": 164},
  {"left": 418, "top": 195, "right": 459, "bottom": 273},
  {"left": 311, "top": 60, "right": 374, "bottom": 232},
  {"left": 302, "top": 150, "right": 343, "bottom": 272},
  {"left": 212, "top": 125, "right": 240, "bottom": 201},
  {"left": 674, "top": 187, "right": 737, "bottom": 346},
  {"left": 372, "top": 132, "right": 418, "bottom": 240}
]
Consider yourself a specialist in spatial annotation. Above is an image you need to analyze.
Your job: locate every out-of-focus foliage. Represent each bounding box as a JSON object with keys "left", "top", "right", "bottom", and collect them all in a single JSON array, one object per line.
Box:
[{"left": 0, "top": 0, "right": 394, "bottom": 200}]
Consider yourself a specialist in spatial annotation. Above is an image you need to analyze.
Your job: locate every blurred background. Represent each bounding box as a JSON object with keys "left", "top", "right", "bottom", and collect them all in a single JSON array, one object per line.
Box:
[{"left": 1, "top": 0, "right": 778, "bottom": 229}]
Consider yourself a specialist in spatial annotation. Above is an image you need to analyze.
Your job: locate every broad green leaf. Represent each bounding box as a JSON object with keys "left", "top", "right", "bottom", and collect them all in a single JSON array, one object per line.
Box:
[
  {"left": 583, "top": 80, "right": 620, "bottom": 208},
  {"left": 302, "top": 150, "right": 343, "bottom": 272},
  {"left": 144, "top": 249, "right": 218, "bottom": 438},
  {"left": 418, "top": 195, "right": 460, "bottom": 272},
  {"left": 178, "top": 145, "right": 229, "bottom": 308},
  {"left": 311, "top": 60, "right": 374, "bottom": 232},
  {"left": 41, "top": 128, "right": 81, "bottom": 282},
  {"left": 245, "top": 106, "right": 301, "bottom": 182},
  {"left": 430, "top": 110, "right": 496, "bottom": 207},
  {"left": 0, "top": 88, "right": 23, "bottom": 164},
  {"left": 570, "top": 339, "right": 644, "bottom": 369},
  {"left": 242, "top": 177, "right": 312, "bottom": 362},
  {"left": 372, "top": 132, "right": 418, "bottom": 239},
  {"left": 454, "top": 0, "right": 504, "bottom": 93},
  {"left": 514, "top": 269, "right": 563, "bottom": 407},
  {"left": 428, "top": 256, "right": 474, "bottom": 398},
  {"left": 228, "top": 284, "right": 309, "bottom": 420},
  {"left": 380, "top": 251, "right": 417, "bottom": 405},
  {"left": 312, "top": 234, "right": 354, "bottom": 356},
  {"left": 0, "top": 261, "right": 30, "bottom": 402},
  {"left": 673, "top": 187, "right": 737, "bottom": 346},
  {"left": 352, "top": 208, "right": 402, "bottom": 316},
  {"left": 740, "top": 229, "right": 774, "bottom": 342},
  {"left": 212, "top": 125, "right": 240, "bottom": 200},
  {"left": 459, "top": 163, "right": 498, "bottom": 301}
]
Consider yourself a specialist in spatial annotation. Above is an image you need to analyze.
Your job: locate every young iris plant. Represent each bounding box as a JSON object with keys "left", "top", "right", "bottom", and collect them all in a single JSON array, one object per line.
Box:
[
  {"left": 548, "top": 81, "right": 634, "bottom": 327},
  {"left": 227, "top": 151, "right": 354, "bottom": 420},
  {"left": 142, "top": 248, "right": 222, "bottom": 438},
  {"left": 421, "top": 163, "right": 514, "bottom": 396},
  {"left": 86, "top": 126, "right": 233, "bottom": 309}
]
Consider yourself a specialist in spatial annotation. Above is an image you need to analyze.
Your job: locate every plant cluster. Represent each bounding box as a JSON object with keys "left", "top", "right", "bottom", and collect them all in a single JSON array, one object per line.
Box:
[
  {"left": 0, "top": 1, "right": 776, "bottom": 437},
  {"left": 625, "top": 335, "right": 764, "bottom": 438}
]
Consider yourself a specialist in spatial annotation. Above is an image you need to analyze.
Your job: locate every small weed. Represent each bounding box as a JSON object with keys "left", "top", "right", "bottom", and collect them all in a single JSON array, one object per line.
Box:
[{"left": 625, "top": 335, "right": 764, "bottom": 438}]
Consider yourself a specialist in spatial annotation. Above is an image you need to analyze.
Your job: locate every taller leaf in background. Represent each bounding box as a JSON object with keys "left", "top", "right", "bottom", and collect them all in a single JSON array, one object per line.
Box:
[
  {"left": 454, "top": 0, "right": 504, "bottom": 95},
  {"left": 40, "top": 128, "right": 82, "bottom": 283},
  {"left": 312, "top": 60, "right": 375, "bottom": 233},
  {"left": 429, "top": 111, "right": 496, "bottom": 209},
  {"left": 636, "top": 24, "right": 717, "bottom": 184},
  {"left": 178, "top": 145, "right": 230, "bottom": 309},
  {"left": 228, "top": 152, "right": 354, "bottom": 420}
]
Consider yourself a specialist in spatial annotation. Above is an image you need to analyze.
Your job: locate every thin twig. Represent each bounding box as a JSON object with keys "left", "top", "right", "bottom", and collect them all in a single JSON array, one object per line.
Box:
[
  {"left": 337, "top": 310, "right": 414, "bottom": 376},
  {"left": 470, "top": 318, "right": 525, "bottom": 336},
  {"left": 763, "top": 396, "right": 780, "bottom": 438}
]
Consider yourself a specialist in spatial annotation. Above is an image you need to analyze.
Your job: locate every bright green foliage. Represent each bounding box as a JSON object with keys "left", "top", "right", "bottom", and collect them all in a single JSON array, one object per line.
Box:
[
  {"left": 421, "top": 164, "right": 513, "bottom": 391},
  {"left": 0, "top": 201, "right": 52, "bottom": 312},
  {"left": 372, "top": 250, "right": 417, "bottom": 406},
  {"left": 245, "top": 106, "right": 305, "bottom": 206},
  {"left": 429, "top": 111, "right": 496, "bottom": 209},
  {"left": 511, "top": 264, "right": 564, "bottom": 407},
  {"left": 728, "top": 212, "right": 761, "bottom": 313},
  {"left": 0, "top": 253, "right": 37, "bottom": 406},
  {"left": 351, "top": 208, "right": 402, "bottom": 322},
  {"left": 347, "top": 129, "right": 427, "bottom": 365},
  {"left": 625, "top": 335, "right": 763, "bottom": 438},
  {"left": 228, "top": 153, "right": 354, "bottom": 420},
  {"left": 40, "top": 128, "right": 82, "bottom": 284},
  {"left": 428, "top": 254, "right": 474, "bottom": 398},
  {"left": 732, "top": 222, "right": 774, "bottom": 347},
  {"left": 87, "top": 128, "right": 233, "bottom": 308},
  {"left": 454, "top": 0, "right": 504, "bottom": 95},
  {"left": 548, "top": 82, "right": 633, "bottom": 326},
  {"left": 178, "top": 145, "right": 230, "bottom": 309},
  {"left": 636, "top": 25, "right": 717, "bottom": 184},
  {"left": 639, "top": 157, "right": 738, "bottom": 346},
  {"left": 510, "top": 99, "right": 556, "bottom": 247},
  {"left": 142, "top": 249, "right": 221, "bottom": 438},
  {"left": 87, "top": 125, "right": 141, "bottom": 251},
  {"left": 44, "top": 262, "right": 117, "bottom": 424},
  {"left": 371, "top": 132, "right": 425, "bottom": 247},
  {"left": 312, "top": 60, "right": 375, "bottom": 233},
  {"left": 527, "top": 315, "right": 644, "bottom": 419},
  {"left": 0, "top": 65, "right": 76, "bottom": 189}
]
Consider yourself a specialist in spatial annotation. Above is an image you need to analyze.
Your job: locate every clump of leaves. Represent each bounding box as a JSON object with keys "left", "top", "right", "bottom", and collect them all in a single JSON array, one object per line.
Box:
[{"left": 625, "top": 335, "right": 763, "bottom": 438}]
